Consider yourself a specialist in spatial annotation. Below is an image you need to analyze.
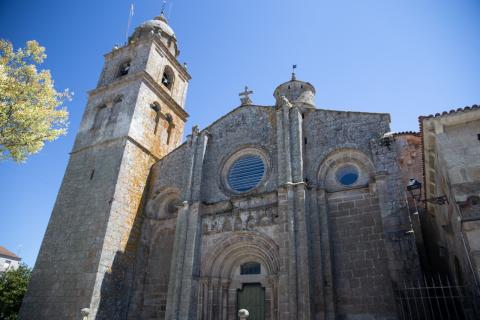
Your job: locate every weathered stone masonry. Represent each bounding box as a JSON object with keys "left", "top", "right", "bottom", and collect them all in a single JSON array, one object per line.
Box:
[
  {"left": 20, "top": 14, "right": 190, "bottom": 320},
  {"left": 128, "top": 78, "right": 421, "bottom": 319},
  {"left": 20, "top": 13, "right": 422, "bottom": 320}
]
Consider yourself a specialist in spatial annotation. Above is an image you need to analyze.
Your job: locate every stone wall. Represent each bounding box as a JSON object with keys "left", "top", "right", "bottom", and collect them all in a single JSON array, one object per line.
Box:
[
  {"left": 136, "top": 98, "right": 422, "bottom": 319},
  {"left": 328, "top": 188, "right": 395, "bottom": 319},
  {"left": 20, "top": 139, "right": 125, "bottom": 319}
]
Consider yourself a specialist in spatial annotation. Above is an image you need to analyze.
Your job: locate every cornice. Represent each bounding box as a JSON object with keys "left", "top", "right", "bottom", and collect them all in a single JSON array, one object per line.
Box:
[{"left": 86, "top": 71, "right": 189, "bottom": 121}]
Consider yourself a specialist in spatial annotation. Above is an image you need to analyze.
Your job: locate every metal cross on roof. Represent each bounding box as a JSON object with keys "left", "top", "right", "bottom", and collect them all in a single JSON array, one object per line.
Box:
[{"left": 239, "top": 86, "right": 253, "bottom": 106}]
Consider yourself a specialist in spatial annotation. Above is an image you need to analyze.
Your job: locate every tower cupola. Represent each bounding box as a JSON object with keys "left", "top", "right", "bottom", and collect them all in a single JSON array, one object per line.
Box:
[
  {"left": 274, "top": 73, "right": 316, "bottom": 108},
  {"left": 141, "top": 14, "right": 175, "bottom": 38},
  {"left": 130, "top": 14, "right": 179, "bottom": 57}
]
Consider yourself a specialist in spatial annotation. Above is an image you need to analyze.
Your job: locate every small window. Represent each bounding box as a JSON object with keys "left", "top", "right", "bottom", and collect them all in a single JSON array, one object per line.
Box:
[
  {"left": 336, "top": 165, "right": 359, "bottom": 186},
  {"left": 166, "top": 198, "right": 178, "bottom": 215},
  {"left": 151, "top": 102, "right": 161, "bottom": 134},
  {"left": 117, "top": 61, "right": 131, "bottom": 77},
  {"left": 240, "top": 262, "right": 261, "bottom": 275},
  {"left": 161, "top": 66, "right": 174, "bottom": 90},
  {"left": 228, "top": 155, "right": 265, "bottom": 192},
  {"left": 113, "top": 95, "right": 123, "bottom": 104},
  {"left": 165, "top": 114, "right": 174, "bottom": 145}
]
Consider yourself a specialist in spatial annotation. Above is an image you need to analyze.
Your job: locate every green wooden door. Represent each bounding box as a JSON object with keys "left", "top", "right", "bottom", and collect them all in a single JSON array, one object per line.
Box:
[{"left": 237, "top": 284, "right": 265, "bottom": 320}]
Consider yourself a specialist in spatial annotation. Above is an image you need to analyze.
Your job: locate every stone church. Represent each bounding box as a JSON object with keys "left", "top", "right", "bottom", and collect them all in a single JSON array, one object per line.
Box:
[{"left": 20, "top": 12, "right": 422, "bottom": 320}]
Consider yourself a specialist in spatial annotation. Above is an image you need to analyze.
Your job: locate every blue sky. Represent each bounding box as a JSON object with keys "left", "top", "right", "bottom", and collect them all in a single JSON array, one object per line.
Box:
[{"left": 1, "top": 0, "right": 480, "bottom": 267}]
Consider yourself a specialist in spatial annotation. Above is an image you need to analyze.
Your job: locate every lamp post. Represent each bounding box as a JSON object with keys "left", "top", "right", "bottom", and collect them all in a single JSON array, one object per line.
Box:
[{"left": 406, "top": 178, "right": 448, "bottom": 205}]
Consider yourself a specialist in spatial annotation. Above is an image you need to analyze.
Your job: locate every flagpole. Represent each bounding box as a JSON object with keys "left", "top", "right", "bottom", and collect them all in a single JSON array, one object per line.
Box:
[{"left": 125, "top": 3, "right": 135, "bottom": 44}]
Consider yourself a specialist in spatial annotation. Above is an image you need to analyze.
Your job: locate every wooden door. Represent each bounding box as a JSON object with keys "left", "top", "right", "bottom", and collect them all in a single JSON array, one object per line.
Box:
[{"left": 237, "top": 283, "right": 265, "bottom": 320}]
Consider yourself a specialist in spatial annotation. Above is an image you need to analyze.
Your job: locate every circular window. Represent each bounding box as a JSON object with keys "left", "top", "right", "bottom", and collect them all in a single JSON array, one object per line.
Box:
[
  {"left": 336, "top": 165, "right": 359, "bottom": 186},
  {"left": 227, "top": 155, "right": 265, "bottom": 192}
]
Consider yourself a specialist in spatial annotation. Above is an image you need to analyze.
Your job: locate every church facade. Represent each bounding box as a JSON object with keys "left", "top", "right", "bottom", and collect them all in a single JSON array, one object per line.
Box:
[{"left": 20, "top": 13, "right": 422, "bottom": 320}]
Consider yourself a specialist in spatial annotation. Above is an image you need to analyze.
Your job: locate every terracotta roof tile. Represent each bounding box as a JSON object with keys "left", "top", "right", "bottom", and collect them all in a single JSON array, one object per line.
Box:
[
  {"left": 422, "top": 104, "right": 479, "bottom": 119},
  {"left": 393, "top": 131, "right": 420, "bottom": 136},
  {"left": 0, "top": 246, "right": 21, "bottom": 260}
]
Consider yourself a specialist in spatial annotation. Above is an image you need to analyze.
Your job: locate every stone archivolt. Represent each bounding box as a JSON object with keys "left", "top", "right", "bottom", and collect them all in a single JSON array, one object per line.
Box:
[
  {"left": 198, "top": 232, "right": 280, "bottom": 319},
  {"left": 201, "top": 231, "right": 280, "bottom": 278}
]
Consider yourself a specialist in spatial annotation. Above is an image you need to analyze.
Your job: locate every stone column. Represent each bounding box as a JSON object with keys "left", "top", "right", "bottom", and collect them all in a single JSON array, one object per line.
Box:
[
  {"left": 316, "top": 188, "right": 336, "bottom": 320},
  {"left": 275, "top": 98, "right": 312, "bottom": 319},
  {"left": 165, "top": 128, "right": 209, "bottom": 319},
  {"left": 307, "top": 186, "right": 322, "bottom": 315},
  {"left": 276, "top": 99, "right": 295, "bottom": 319},
  {"left": 290, "top": 106, "right": 312, "bottom": 319}
]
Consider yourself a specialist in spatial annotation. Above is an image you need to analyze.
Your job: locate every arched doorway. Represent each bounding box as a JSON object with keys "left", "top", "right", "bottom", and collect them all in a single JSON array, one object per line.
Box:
[{"left": 199, "top": 232, "right": 279, "bottom": 319}]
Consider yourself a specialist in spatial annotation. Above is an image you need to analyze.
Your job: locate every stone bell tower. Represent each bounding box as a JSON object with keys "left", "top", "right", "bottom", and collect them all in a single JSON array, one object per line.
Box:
[{"left": 20, "top": 13, "right": 190, "bottom": 319}]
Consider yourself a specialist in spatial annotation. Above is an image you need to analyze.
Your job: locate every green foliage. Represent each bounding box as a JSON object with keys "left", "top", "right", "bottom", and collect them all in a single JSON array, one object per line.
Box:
[
  {"left": 0, "top": 39, "right": 71, "bottom": 162},
  {"left": 0, "top": 264, "right": 32, "bottom": 320}
]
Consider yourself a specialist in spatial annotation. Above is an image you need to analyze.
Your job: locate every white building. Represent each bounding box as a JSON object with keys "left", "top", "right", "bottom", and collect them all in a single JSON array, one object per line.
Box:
[{"left": 0, "top": 246, "right": 21, "bottom": 272}]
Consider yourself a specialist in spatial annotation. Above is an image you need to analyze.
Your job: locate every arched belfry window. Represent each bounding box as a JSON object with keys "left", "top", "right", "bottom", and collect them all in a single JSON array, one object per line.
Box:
[
  {"left": 161, "top": 66, "right": 175, "bottom": 90},
  {"left": 117, "top": 60, "right": 131, "bottom": 78},
  {"left": 240, "top": 262, "right": 261, "bottom": 275}
]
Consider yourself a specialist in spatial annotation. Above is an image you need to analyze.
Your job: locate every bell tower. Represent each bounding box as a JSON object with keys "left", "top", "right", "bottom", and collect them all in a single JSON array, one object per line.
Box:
[{"left": 20, "top": 13, "right": 190, "bottom": 319}]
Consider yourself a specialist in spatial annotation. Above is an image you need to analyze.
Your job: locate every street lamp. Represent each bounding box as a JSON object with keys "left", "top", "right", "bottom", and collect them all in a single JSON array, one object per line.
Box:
[{"left": 406, "top": 178, "right": 448, "bottom": 205}]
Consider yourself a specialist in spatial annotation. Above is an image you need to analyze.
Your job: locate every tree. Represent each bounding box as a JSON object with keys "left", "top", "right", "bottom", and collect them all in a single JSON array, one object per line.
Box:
[
  {"left": 0, "top": 264, "right": 32, "bottom": 320},
  {"left": 0, "top": 39, "right": 71, "bottom": 162}
]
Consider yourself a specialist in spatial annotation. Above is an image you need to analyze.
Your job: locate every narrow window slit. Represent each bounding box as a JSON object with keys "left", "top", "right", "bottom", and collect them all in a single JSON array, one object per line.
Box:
[
  {"left": 165, "top": 114, "right": 174, "bottom": 145},
  {"left": 151, "top": 102, "right": 161, "bottom": 134}
]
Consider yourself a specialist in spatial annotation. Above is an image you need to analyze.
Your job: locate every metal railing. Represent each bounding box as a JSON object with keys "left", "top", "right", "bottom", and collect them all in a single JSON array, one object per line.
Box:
[{"left": 394, "top": 274, "right": 480, "bottom": 320}]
